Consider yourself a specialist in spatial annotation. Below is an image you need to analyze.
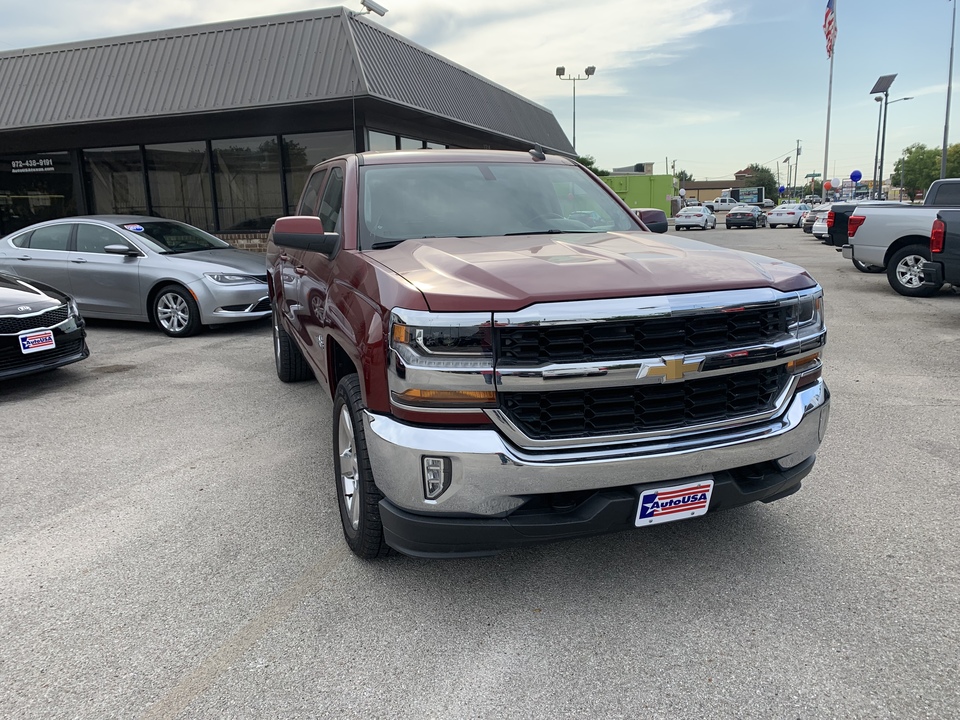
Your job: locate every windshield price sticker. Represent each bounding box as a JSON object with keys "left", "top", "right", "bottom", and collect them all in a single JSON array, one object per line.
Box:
[
  {"left": 19, "top": 330, "right": 56, "bottom": 354},
  {"left": 635, "top": 478, "right": 714, "bottom": 526},
  {"left": 123, "top": 224, "right": 144, "bottom": 232}
]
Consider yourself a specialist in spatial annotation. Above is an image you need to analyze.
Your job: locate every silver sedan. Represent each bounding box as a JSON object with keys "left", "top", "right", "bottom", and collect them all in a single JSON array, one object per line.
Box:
[{"left": 0, "top": 216, "right": 270, "bottom": 337}]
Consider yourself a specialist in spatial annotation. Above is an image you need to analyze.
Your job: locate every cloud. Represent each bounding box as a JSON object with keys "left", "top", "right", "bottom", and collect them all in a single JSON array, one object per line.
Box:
[{"left": 382, "top": 0, "right": 738, "bottom": 101}]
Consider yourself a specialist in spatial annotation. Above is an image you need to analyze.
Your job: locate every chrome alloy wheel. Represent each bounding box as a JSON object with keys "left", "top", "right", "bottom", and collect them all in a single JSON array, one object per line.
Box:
[
  {"left": 894, "top": 253, "right": 927, "bottom": 290},
  {"left": 156, "top": 291, "right": 191, "bottom": 334},
  {"left": 338, "top": 406, "right": 361, "bottom": 530}
]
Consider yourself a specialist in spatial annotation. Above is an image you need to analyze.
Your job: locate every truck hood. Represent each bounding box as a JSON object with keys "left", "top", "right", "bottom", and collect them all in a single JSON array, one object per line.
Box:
[{"left": 368, "top": 232, "right": 816, "bottom": 312}]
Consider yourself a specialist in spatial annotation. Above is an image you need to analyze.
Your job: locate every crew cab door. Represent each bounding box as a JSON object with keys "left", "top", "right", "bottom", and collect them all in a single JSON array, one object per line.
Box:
[
  {"left": 276, "top": 168, "right": 327, "bottom": 347},
  {"left": 297, "top": 162, "right": 346, "bottom": 386}
]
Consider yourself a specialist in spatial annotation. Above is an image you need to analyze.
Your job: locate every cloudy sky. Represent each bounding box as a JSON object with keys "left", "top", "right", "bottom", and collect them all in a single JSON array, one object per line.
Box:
[{"left": 1, "top": 0, "right": 954, "bottom": 184}]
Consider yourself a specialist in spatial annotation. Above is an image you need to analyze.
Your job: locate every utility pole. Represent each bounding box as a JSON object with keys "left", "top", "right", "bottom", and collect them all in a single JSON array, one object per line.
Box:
[{"left": 795, "top": 140, "right": 802, "bottom": 198}]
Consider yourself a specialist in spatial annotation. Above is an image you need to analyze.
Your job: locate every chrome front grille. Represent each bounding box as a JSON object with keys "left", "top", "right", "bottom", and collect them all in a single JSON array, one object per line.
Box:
[
  {"left": 496, "top": 307, "right": 788, "bottom": 366},
  {"left": 499, "top": 366, "right": 786, "bottom": 440}
]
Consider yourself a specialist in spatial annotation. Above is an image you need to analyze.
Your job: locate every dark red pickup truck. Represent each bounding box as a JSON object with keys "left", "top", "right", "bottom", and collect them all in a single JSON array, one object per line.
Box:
[{"left": 266, "top": 149, "right": 830, "bottom": 558}]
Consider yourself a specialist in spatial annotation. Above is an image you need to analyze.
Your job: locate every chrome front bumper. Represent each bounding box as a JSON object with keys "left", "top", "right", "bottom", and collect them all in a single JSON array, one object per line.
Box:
[{"left": 364, "top": 379, "right": 830, "bottom": 517}]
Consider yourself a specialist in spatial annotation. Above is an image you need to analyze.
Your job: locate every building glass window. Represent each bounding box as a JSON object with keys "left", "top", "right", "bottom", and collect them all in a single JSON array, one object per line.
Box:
[
  {"left": 282, "top": 131, "right": 354, "bottom": 214},
  {"left": 83, "top": 146, "right": 147, "bottom": 216},
  {"left": 426, "top": 142, "right": 446, "bottom": 150},
  {"left": 367, "top": 130, "right": 398, "bottom": 152},
  {"left": 212, "top": 136, "right": 283, "bottom": 232},
  {"left": 145, "top": 141, "right": 213, "bottom": 231},
  {"left": 0, "top": 152, "right": 77, "bottom": 236},
  {"left": 400, "top": 137, "right": 425, "bottom": 150}
]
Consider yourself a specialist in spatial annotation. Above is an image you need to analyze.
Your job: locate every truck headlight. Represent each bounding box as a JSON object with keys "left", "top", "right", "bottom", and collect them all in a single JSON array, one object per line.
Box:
[
  {"left": 786, "top": 288, "right": 825, "bottom": 389},
  {"left": 389, "top": 310, "right": 496, "bottom": 409},
  {"left": 788, "top": 289, "right": 825, "bottom": 340}
]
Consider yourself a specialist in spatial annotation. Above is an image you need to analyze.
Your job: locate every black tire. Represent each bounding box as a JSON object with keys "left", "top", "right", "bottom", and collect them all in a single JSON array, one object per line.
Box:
[
  {"left": 333, "top": 375, "right": 392, "bottom": 559},
  {"left": 852, "top": 258, "right": 884, "bottom": 274},
  {"left": 153, "top": 284, "right": 201, "bottom": 337},
  {"left": 273, "top": 304, "right": 312, "bottom": 382},
  {"left": 886, "top": 244, "right": 940, "bottom": 297},
  {"left": 770, "top": 223, "right": 778, "bottom": 229}
]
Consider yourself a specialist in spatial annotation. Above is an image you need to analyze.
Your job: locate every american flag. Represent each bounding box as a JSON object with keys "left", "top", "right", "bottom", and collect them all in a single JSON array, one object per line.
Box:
[{"left": 824, "top": 0, "right": 838, "bottom": 58}]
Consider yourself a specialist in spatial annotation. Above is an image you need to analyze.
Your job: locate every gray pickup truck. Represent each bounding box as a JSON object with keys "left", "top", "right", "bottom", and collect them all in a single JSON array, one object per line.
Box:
[{"left": 825, "top": 179, "right": 960, "bottom": 296}]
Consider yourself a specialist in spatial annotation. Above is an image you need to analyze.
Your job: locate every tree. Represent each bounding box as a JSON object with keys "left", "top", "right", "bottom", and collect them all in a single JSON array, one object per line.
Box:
[
  {"left": 741, "top": 163, "right": 778, "bottom": 204},
  {"left": 675, "top": 168, "right": 694, "bottom": 182},
  {"left": 892, "top": 144, "right": 940, "bottom": 200},
  {"left": 577, "top": 155, "right": 610, "bottom": 176}
]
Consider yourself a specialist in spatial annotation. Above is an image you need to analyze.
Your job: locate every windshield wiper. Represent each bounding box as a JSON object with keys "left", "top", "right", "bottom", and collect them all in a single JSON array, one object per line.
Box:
[
  {"left": 503, "top": 229, "right": 594, "bottom": 236},
  {"left": 370, "top": 240, "right": 407, "bottom": 249}
]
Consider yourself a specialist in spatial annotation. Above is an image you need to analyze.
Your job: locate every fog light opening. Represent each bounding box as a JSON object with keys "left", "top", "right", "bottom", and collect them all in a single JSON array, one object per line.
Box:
[{"left": 422, "top": 456, "right": 452, "bottom": 500}]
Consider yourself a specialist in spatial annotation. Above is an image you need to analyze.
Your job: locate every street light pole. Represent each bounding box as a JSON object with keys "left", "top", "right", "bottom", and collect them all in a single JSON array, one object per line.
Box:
[
  {"left": 869, "top": 74, "right": 898, "bottom": 199},
  {"left": 873, "top": 96, "right": 884, "bottom": 198},
  {"left": 878, "top": 91, "right": 890, "bottom": 200},
  {"left": 880, "top": 96, "right": 914, "bottom": 201},
  {"left": 943, "top": 0, "right": 957, "bottom": 178},
  {"left": 556, "top": 65, "right": 596, "bottom": 155}
]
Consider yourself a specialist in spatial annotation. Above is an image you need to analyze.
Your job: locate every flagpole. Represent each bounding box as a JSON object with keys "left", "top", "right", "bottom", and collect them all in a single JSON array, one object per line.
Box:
[{"left": 822, "top": 0, "right": 836, "bottom": 196}]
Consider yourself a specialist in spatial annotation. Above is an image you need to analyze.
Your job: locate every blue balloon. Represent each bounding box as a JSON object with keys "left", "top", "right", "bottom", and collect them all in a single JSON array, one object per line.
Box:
[
  {"left": 850, "top": 170, "right": 862, "bottom": 183},
  {"left": 778, "top": 186, "right": 785, "bottom": 193}
]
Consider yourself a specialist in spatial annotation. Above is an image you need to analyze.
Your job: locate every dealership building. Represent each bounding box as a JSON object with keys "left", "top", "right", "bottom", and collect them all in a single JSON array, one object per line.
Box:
[{"left": 0, "top": 6, "right": 574, "bottom": 243}]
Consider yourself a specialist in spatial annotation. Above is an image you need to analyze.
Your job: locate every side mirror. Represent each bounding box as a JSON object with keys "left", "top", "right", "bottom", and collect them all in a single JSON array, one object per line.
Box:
[
  {"left": 104, "top": 244, "right": 140, "bottom": 256},
  {"left": 270, "top": 216, "right": 339, "bottom": 255}
]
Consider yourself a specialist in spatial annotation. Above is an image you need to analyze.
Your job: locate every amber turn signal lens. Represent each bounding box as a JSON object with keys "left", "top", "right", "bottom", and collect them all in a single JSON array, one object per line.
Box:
[{"left": 395, "top": 389, "right": 496, "bottom": 406}]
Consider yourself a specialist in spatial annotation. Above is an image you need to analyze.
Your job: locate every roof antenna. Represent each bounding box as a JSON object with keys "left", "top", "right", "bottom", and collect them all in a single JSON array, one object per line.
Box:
[{"left": 529, "top": 143, "right": 546, "bottom": 161}]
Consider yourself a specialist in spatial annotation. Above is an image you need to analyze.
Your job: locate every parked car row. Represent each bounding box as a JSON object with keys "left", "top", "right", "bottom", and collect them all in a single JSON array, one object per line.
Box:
[{"left": 819, "top": 178, "right": 960, "bottom": 297}]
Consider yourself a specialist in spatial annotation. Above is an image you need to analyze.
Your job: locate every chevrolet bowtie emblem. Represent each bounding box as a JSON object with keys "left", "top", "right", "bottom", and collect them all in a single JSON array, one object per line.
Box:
[{"left": 638, "top": 356, "right": 704, "bottom": 383}]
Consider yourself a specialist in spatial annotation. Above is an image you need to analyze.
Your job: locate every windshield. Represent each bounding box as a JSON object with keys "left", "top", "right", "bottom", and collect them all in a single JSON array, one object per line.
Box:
[
  {"left": 679, "top": 208, "right": 701, "bottom": 215},
  {"left": 116, "top": 220, "right": 231, "bottom": 254},
  {"left": 357, "top": 162, "right": 639, "bottom": 249}
]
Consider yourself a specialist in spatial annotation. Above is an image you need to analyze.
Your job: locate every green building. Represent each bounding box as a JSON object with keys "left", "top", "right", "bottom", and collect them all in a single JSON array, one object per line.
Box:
[{"left": 600, "top": 174, "right": 675, "bottom": 214}]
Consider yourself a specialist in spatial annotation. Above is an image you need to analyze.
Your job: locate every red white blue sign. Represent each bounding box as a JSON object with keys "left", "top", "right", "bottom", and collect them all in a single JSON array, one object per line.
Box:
[
  {"left": 635, "top": 478, "right": 714, "bottom": 526},
  {"left": 19, "top": 330, "right": 55, "bottom": 354}
]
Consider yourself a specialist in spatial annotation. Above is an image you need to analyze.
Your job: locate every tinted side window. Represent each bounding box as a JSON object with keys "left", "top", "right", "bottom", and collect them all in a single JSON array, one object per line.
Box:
[
  {"left": 297, "top": 169, "right": 327, "bottom": 216},
  {"left": 76, "top": 224, "right": 132, "bottom": 254},
  {"left": 932, "top": 182, "right": 960, "bottom": 206},
  {"left": 28, "top": 225, "right": 71, "bottom": 251},
  {"left": 11, "top": 232, "right": 31, "bottom": 248},
  {"left": 318, "top": 167, "right": 344, "bottom": 233}
]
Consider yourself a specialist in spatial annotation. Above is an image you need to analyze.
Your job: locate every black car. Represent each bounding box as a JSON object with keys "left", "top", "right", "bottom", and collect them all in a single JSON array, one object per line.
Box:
[
  {"left": 0, "top": 271, "right": 89, "bottom": 381},
  {"left": 725, "top": 205, "right": 767, "bottom": 229}
]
